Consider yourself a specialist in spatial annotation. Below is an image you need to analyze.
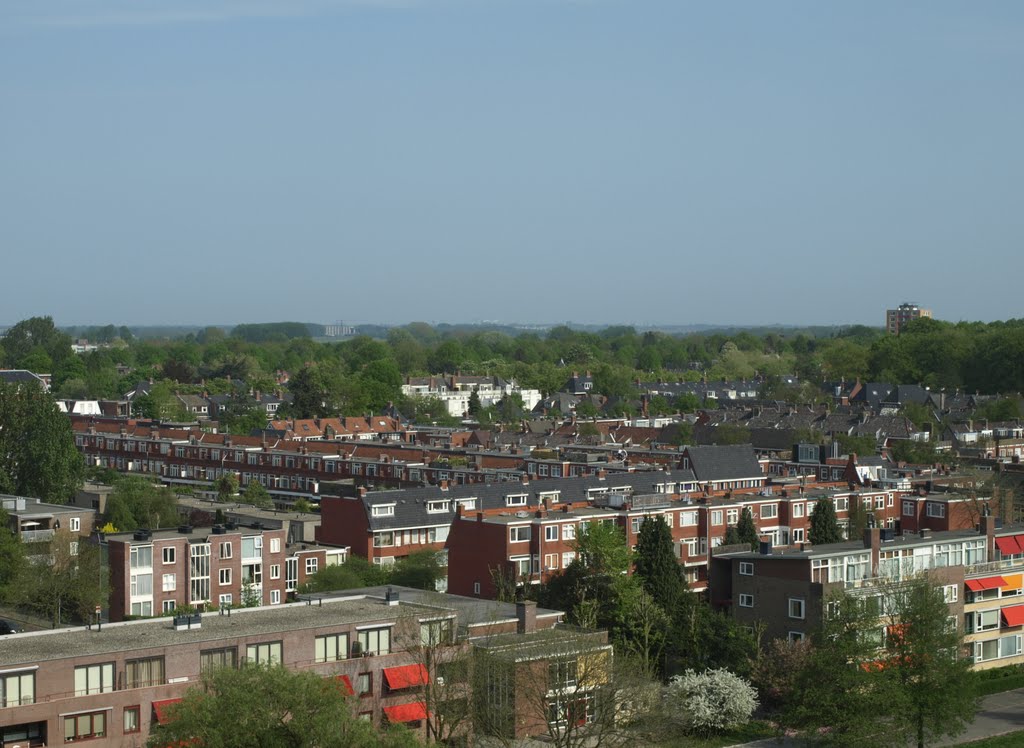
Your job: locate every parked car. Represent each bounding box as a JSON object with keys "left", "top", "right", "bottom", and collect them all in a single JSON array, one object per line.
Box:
[{"left": 0, "top": 620, "right": 20, "bottom": 635}]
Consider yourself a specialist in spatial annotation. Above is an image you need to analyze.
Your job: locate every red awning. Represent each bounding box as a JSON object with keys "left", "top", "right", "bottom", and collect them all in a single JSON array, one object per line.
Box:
[
  {"left": 152, "top": 698, "right": 183, "bottom": 725},
  {"left": 382, "top": 664, "right": 429, "bottom": 690},
  {"left": 966, "top": 576, "right": 1008, "bottom": 592},
  {"left": 1002, "top": 605, "right": 1024, "bottom": 627},
  {"left": 383, "top": 701, "right": 428, "bottom": 723},
  {"left": 996, "top": 536, "right": 1022, "bottom": 556},
  {"left": 336, "top": 675, "right": 354, "bottom": 696}
]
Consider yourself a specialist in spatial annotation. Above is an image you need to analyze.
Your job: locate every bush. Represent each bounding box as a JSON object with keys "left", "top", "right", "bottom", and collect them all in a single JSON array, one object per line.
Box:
[{"left": 665, "top": 668, "right": 759, "bottom": 737}]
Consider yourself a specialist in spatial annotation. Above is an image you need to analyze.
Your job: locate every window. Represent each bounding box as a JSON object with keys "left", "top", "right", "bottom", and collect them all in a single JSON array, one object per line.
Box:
[
  {"left": 373, "top": 531, "right": 395, "bottom": 547},
  {"left": 220, "top": 541, "right": 233, "bottom": 559},
  {"left": 219, "top": 593, "right": 233, "bottom": 606},
  {"left": 549, "top": 658, "right": 578, "bottom": 689},
  {"left": 75, "top": 663, "right": 114, "bottom": 696},
  {"left": 544, "top": 552, "right": 559, "bottom": 570},
  {"left": 473, "top": 581, "right": 481, "bottom": 595},
  {"left": 711, "top": 510, "right": 723, "bottom": 526},
  {"left": 927, "top": 502, "right": 946, "bottom": 518},
  {"left": 162, "top": 573, "right": 176, "bottom": 592},
  {"left": 788, "top": 631, "right": 805, "bottom": 643},
  {"left": 545, "top": 526, "right": 559, "bottom": 542},
  {"left": 727, "top": 508, "right": 739, "bottom": 525},
  {"left": 162, "top": 547, "right": 175, "bottom": 564},
  {"left": 789, "top": 598, "right": 806, "bottom": 620},
  {"left": 246, "top": 642, "right": 283, "bottom": 665},
  {"left": 316, "top": 633, "right": 350, "bottom": 663},
  {"left": 306, "top": 557, "right": 318, "bottom": 575},
  {"left": 130, "top": 545, "right": 153, "bottom": 569},
  {"left": 792, "top": 528, "right": 805, "bottom": 542},
  {"left": 943, "top": 584, "right": 958, "bottom": 604},
  {"left": 270, "top": 563, "right": 281, "bottom": 580},
  {"left": 270, "top": 537, "right": 281, "bottom": 553},
  {"left": 834, "top": 497, "right": 848, "bottom": 512},
  {"left": 739, "top": 594, "right": 754, "bottom": 608},
  {"left": 219, "top": 568, "right": 232, "bottom": 586},
  {"left": 420, "top": 618, "right": 454, "bottom": 647},
  {"left": 970, "top": 609, "right": 1001, "bottom": 633},
  {"left": 64, "top": 711, "right": 106, "bottom": 742},
  {"left": 505, "top": 494, "right": 527, "bottom": 507},
  {"left": 563, "top": 524, "right": 576, "bottom": 541},
  {"left": 271, "top": 589, "right": 281, "bottom": 604},
  {"left": 70, "top": 517, "right": 81, "bottom": 532},
  {"left": 739, "top": 562, "right": 754, "bottom": 576},
  {"left": 162, "top": 600, "right": 176, "bottom": 613},
  {"left": 903, "top": 500, "right": 915, "bottom": 517},
  {"left": 792, "top": 503, "right": 804, "bottom": 518},
  {"left": 358, "top": 627, "right": 392, "bottom": 656},
  {"left": 562, "top": 551, "right": 576, "bottom": 568},
  {"left": 372, "top": 504, "right": 395, "bottom": 517},
  {"left": 975, "top": 634, "right": 1023, "bottom": 662},
  {"left": 681, "top": 511, "right": 698, "bottom": 526},
  {"left": 510, "top": 526, "right": 530, "bottom": 543},
  {"left": 875, "top": 497, "right": 885, "bottom": 510},
  {"left": 357, "top": 672, "right": 373, "bottom": 696},
  {"left": 125, "top": 657, "right": 165, "bottom": 688},
  {"left": 427, "top": 500, "right": 450, "bottom": 513},
  {"left": 200, "top": 647, "right": 238, "bottom": 671},
  {"left": 124, "top": 706, "right": 140, "bottom": 734},
  {"left": 1, "top": 670, "right": 35, "bottom": 707}
]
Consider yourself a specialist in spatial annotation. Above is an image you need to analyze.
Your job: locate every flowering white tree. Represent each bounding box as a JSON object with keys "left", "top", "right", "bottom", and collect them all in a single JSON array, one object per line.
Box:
[{"left": 665, "top": 668, "right": 758, "bottom": 737}]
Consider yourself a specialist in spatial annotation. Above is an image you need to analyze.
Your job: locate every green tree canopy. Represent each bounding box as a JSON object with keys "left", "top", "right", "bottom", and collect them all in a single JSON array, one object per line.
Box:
[
  {"left": 240, "top": 480, "right": 273, "bottom": 509},
  {"left": 147, "top": 663, "right": 417, "bottom": 748},
  {"left": 736, "top": 507, "right": 759, "bottom": 550},
  {"left": 634, "top": 516, "right": 686, "bottom": 610},
  {"left": 808, "top": 498, "right": 843, "bottom": 545},
  {"left": 103, "top": 477, "right": 179, "bottom": 531},
  {"left": 0, "top": 381, "right": 83, "bottom": 503}
]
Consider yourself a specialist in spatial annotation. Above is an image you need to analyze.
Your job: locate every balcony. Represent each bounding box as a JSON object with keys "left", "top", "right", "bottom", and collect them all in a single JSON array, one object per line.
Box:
[
  {"left": 966, "top": 558, "right": 1024, "bottom": 577},
  {"left": 20, "top": 528, "right": 54, "bottom": 543}
]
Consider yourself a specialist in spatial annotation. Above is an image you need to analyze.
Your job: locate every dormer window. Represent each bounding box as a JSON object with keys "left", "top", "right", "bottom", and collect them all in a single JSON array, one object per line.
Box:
[
  {"left": 457, "top": 498, "right": 477, "bottom": 511},
  {"left": 539, "top": 491, "right": 560, "bottom": 504},
  {"left": 371, "top": 504, "right": 396, "bottom": 518},
  {"left": 505, "top": 494, "right": 527, "bottom": 507},
  {"left": 427, "top": 500, "right": 451, "bottom": 514}
]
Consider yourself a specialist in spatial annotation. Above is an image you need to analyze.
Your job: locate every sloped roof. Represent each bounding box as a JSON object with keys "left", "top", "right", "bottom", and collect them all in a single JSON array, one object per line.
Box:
[{"left": 685, "top": 445, "right": 763, "bottom": 481}]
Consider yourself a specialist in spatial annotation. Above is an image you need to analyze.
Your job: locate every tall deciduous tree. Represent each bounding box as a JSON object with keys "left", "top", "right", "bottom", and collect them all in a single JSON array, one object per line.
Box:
[
  {"left": 0, "top": 381, "right": 83, "bottom": 503},
  {"left": 103, "top": 476, "right": 179, "bottom": 531},
  {"left": 808, "top": 498, "right": 843, "bottom": 545},
  {"left": 1, "top": 316, "right": 72, "bottom": 369},
  {"left": 240, "top": 480, "right": 273, "bottom": 509},
  {"left": 146, "top": 663, "right": 417, "bottom": 748},
  {"left": 10, "top": 530, "right": 105, "bottom": 627}
]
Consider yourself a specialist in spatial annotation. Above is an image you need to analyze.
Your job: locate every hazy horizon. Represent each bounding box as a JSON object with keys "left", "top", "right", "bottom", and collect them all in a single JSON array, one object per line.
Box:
[{"left": 4, "top": 1, "right": 1022, "bottom": 327}]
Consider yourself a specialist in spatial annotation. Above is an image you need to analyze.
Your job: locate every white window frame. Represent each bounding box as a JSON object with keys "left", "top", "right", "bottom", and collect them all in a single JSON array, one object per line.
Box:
[
  {"left": 509, "top": 526, "right": 530, "bottom": 543},
  {"left": 788, "top": 598, "right": 806, "bottom": 620},
  {"left": 739, "top": 593, "right": 754, "bottom": 608},
  {"left": 739, "top": 561, "right": 754, "bottom": 576}
]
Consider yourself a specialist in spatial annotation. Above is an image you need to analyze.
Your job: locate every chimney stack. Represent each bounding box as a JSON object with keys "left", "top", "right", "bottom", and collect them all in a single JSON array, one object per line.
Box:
[{"left": 516, "top": 599, "right": 537, "bottom": 634}]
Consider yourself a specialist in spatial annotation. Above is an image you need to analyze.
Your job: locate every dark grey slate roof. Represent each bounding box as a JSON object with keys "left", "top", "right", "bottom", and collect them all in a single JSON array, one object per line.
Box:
[
  {"left": 359, "top": 470, "right": 697, "bottom": 532},
  {"left": 685, "top": 445, "right": 763, "bottom": 481}
]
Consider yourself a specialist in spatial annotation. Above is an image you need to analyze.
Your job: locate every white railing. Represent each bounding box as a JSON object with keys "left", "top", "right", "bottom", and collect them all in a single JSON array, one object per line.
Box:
[
  {"left": 966, "top": 558, "right": 1024, "bottom": 576},
  {"left": 21, "top": 528, "right": 54, "bottom": 543}
]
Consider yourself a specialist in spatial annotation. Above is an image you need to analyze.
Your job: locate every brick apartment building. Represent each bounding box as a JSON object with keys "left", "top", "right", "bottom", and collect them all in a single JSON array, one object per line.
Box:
[
  {"left": 2, "top": 494, "right": 95, "bottom": 545},
  {"left": 709, "top": 514, "right": 1024, "bottom": 671},
  {"left": 104, "top": 523, "right": 347, "bottom": 621},
  {"left": 446, "top": 484, "right": 908, "bottom": 597},
  {"left": 0, "top": 586, "right": 603, "bottom": 747}
]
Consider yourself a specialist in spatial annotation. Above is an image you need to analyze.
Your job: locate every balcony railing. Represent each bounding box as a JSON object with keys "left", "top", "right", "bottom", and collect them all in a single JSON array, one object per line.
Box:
[
  {"left": 966, "top": 558, "right": 1024, "bottom": 576},
  {"left": 20, "top": 529, "right": 54, "bottom": 543}
]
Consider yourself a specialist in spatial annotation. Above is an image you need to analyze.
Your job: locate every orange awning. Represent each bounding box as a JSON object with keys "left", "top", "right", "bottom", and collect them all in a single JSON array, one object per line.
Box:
[
  {"left": 966, "top": 576, "right": 1007, "bottom": 592},
  {"left": 383, "top": 701, "right": 428, "bottom": 723},
  {"left": 1002, "top": 605, "right": 1024, "bottom": 627},
  {"left": 382, "top": 664, "right": 429, "bottom": 690},
  {"left": 336, "top": 675, "right": 354, "bottom": 696},
  {"left": 152, "top": 698, "right": 183, "bottom": 725},
  {"left": 996, "top": 537, "right": 1021, "bottom": 556}
]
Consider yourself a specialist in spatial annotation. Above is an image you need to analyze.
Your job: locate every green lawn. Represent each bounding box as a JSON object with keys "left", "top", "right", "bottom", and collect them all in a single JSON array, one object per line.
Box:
[{"left": 956, "top": 729, "right": 1024, "bottom": 747}]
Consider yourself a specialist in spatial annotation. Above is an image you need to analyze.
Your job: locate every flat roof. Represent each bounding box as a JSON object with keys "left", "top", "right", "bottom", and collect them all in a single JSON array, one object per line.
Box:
[{"left": 0, "top": 594, "right": 443, "bottom": 668}]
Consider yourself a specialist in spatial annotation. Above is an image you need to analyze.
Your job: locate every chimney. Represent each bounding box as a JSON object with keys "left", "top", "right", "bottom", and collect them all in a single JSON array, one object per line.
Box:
[
  {"left": 476, "top": 511, "right": 485, "bottom": 523},
  {"left": 358, "top": 486, "right": 367, "bottom": 498},
  {"left": 516, "top": 599, "right": 537, "bottom": 634},
  {"left": 863, "top": 526, "right": 880, "bottom": 554},
  {"left": 385, "top": 586, "right": 400, "bottom": 606},
  {"left": 520, "top": 474, "right": 529, "bottom": 486},
  {"left": 440, "top": 480, "right": 449, "bottom": 491}
]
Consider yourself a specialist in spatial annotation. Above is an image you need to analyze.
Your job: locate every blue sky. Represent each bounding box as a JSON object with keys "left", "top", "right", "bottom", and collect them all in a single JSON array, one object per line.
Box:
[{"left": 2, "top": 1, "right": 1022, "bottom": 328}]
